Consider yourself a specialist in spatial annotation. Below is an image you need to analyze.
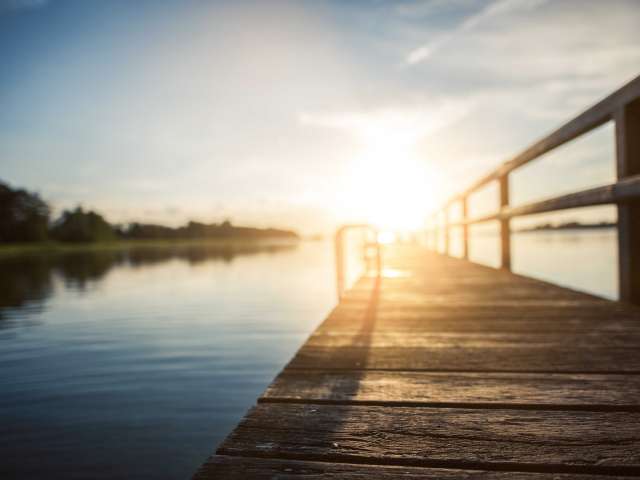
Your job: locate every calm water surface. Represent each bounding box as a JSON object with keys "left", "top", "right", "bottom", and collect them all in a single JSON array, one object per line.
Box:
[
  {"left": 0, "top": 242, "right": 334, "bottom": 480},
  {"left": 0, "top": 231, "right": 618, "bottom": 479},
  {"left": 467, "top": 229, "right": 617, "bottom": 300}
]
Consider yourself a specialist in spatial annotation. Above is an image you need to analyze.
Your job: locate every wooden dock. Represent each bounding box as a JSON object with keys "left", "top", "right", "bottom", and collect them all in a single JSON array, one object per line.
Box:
[
  {"left": 194, "top": 244, "right": 640, "bottom": 479},
  {"left": 193, "top": 75, "right": 640, "bottom": 479}
]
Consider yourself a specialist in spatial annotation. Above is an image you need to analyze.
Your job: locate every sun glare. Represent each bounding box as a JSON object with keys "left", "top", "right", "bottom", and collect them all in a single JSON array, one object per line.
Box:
[
  {"left": 377, "top": 231, "right": 396, "bottom": 244},
  {"left": 340, "top": 114, "right": 437, "bottom": 232}
]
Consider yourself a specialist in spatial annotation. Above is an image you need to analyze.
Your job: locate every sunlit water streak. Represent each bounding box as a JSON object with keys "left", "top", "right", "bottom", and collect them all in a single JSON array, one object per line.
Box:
[{"left": 0, "top": 231, "right": 617, "bottom": 479}]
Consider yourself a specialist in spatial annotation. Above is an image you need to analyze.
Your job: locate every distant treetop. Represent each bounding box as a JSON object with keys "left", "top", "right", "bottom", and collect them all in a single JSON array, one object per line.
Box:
[
  {"left": 0, "top": 181, "right": 49, "bottom": 242},
  {"left": 0, "top": 178, "right": 299, "bottom": 244}
]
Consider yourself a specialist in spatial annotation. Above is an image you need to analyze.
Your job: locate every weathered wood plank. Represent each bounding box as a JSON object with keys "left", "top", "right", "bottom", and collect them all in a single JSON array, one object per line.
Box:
[
  {"left": 262, "top": 370, "right": 640, "bottom": 409},
  {"left": 218, "top": 403, "right": 640, "bottom": 474},
  {"left": 317, "top": 314, "right": 640, "bottom": 335},
  {"left": 336, "top": 300, "right": 621, "bottom": 312},
  {"left": 328, "top": 303, "right": 640, "bottom": 319},
  {"left": 305, "top": 332, "right": 640, "bottom": 348},
  {"left": 288, "top": 345, "right": 640, "bottom": 372},
  {"left": 341, "top": 289, "right": 598, "bottom": 302},
  {"left": 328, "top": 301, "right": 639, "bottom": 318},
  {"left": 193, "top": 456, "right": 640, "bottom": 479}
]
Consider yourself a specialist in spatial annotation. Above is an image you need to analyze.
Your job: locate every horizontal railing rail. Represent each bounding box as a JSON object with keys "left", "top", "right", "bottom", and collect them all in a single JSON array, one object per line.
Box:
[{"left": 426, "top": 74, "right": 640, "bottom": 304}]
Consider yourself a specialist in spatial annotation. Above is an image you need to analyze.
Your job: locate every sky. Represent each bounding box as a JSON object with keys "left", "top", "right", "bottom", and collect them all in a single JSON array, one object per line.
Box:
[{"left": 1, "top": 0, "right": 639, "bottom": 234}]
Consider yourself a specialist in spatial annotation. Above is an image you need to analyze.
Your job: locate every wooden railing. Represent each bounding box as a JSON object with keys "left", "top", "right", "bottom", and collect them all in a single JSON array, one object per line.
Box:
[{"left": 426, "top": 74, "right": 640, "bottom": 304}]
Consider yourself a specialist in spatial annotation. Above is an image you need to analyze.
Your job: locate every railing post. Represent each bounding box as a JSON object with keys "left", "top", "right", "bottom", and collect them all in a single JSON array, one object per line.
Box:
[
  {"left": 430, "top": 226, "right": 435, "bottom": 250},
  {"left": 499, "top": 175, "right": 511, "bottom": 270},
  {"left": 615, "top": 99, "right": 640, "bottom": 304},
  {"left": 431, "top": 219, "right": 437, "bottom": 251},
  {"left": 444, "top": 208, "right": 450, "bottom": 256},
  {"left": 431, "top": 215, "right": 436, "bottom": 251},
  {"left": 462, "top": 196, "right": 469, "bottom": 260},
  {"left": 433, "top": 215, "right": 439, "bottom": 252},
  {"left": 334, "top": 227, "right": 345, "bottom": 300}
]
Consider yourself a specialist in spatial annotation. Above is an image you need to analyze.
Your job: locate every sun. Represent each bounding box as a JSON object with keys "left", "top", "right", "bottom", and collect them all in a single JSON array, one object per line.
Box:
[{"left": 339, "top": 118, "right": 436, "bottom": 232}]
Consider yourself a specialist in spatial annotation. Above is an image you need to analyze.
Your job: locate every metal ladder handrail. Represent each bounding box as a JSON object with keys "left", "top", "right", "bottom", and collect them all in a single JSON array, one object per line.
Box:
[{"left": 334, "top": 224, "right": 382, "bottom": 300}]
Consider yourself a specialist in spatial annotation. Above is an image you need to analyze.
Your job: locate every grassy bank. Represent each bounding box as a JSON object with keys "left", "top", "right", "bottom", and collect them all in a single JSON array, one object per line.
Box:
[{"left": 0, "top": 237, "right": 300, "bottom": 257}]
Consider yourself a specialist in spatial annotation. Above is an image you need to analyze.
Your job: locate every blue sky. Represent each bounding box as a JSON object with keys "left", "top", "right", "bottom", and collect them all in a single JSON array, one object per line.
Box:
[{"left": 1, "top": 0, "right": 639, "bottom": 232}]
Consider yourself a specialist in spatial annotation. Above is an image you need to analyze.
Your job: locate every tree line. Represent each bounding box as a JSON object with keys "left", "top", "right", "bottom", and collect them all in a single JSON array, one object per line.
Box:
[{"left": 0, "top": 180, "right": 298, "bottom": 243}]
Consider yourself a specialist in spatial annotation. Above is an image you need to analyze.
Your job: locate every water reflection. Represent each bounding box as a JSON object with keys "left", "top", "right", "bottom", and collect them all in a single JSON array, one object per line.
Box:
[
  {"left": 0, "top": 241, "right": 333, "bottom": 480},
  {"left": 0, "top": 243, "right": 296, "bottom": 323},
  {"left": 462, "top": 228, "right": 617, "bottom": 300}
]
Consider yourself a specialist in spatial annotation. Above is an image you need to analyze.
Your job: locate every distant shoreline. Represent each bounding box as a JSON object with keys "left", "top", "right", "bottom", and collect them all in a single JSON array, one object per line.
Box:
[
  {"left": 0, "top": 237, "right": 300, "bottom": 257},
  {"left": 516, "top": 222, "right": 616, "bottom": 233}
]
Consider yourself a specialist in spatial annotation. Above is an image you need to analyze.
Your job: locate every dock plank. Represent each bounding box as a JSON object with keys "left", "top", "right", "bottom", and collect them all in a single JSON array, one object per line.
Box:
[
  {"left": 305, "top": 331, "right": 640, "bottom": 348},
  {"left": 287, "top": 345, "right": 640, "bottom": 372},
  {"left": 316, "top": 317, "right": 640, "bottom": 335},
  {"left": 194, "top": 456, "right": 640, "bottom": 479},
  {"left": 261, "top": 370, "right": 640, "bottom": 410},
  {"left": 217, "top": 403, "right": 640, "bottom": 474}
]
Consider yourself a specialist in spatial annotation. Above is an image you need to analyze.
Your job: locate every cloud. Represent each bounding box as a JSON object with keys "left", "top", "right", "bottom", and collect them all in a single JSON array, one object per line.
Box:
[
  {"left": 299, "top": 101, "right": 471, "bottom": 146},
  {"left": 2, "top": 0, "right": 639, "bottom": 230},
  {"left": 406, "top": 0, "right": 549, "bottom": 64}
]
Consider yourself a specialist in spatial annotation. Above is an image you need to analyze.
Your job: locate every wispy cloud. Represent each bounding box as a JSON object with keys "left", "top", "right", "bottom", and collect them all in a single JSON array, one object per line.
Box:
[
  {"left": 299, "top": 101, "right": 471, "bottom": 145},
  {"left": 406, "top": 0, "right": 549, "bottom": 64},
  {"left": 2, "top": 0, "right": 639, "bottom": 231}
]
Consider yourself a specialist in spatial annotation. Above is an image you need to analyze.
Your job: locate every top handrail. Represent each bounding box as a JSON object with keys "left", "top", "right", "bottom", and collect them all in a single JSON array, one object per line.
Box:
[
  {"left": 442, "top": 74, "right": 640, "bottom": 207},
  {"left": 426, "top": 74, "right": 640, "bottom": 304}
]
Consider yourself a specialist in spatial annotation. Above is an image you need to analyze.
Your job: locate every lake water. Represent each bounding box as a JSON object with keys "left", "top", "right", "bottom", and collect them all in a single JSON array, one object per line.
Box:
[
  {"left": 446, "top": 227, "right": 618, "bottom": 300},
  {"left": 0, "top": 230, "right": 618, "bottom": 479},
  {"left": 0, "top": 242, "right": 335, "bottom": 480}
]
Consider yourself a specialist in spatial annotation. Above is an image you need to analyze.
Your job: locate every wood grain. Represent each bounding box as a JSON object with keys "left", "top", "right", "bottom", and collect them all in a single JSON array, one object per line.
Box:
[
  {"left": 194, "top": 456, "right": 640, "bottom": 479},
  {"left": 261, "top": 370, "right": 640, "bottom": 410},
  {"left": 288, "top": 345, "right": 640, "bottom": 372},
  {"left": 317, "top": 317, "right": 640, "bottom": 335},
  {"left": 305, "top": 331, "right": 640, "bottom": 348},
  {"left": 218, "top": 403, "right": 640, "bottom": 474}
]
